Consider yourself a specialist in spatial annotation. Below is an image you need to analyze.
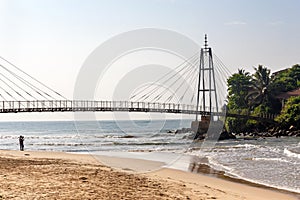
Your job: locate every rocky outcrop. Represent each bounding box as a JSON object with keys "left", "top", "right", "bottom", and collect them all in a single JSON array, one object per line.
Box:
[
  {"left": 175, "top": 128, "right": 193, "bottom": 134},
  {"left": 232, "top": 128, "right": 300, "bottom": 138},
  {"left": 217, "top": 131, "right": 236, "bottom": 140}
]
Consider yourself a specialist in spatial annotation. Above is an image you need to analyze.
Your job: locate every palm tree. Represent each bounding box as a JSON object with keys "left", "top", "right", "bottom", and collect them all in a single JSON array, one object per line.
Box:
[
  {"left": 246, "top": 65, "right": 273, "bottom": 108},
  {"left": 238, "top": 68, "right": 250, "bottom": 76}
]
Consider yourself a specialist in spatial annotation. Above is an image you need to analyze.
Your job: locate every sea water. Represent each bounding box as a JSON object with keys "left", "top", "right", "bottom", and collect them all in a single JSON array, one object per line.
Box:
[{"left": 0, "top": 120, "right": 299, "bottom": 193}]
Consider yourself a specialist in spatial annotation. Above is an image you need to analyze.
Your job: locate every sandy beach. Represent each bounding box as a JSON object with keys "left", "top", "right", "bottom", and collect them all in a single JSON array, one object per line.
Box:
[{"left": 0, "top": 150, "right": 298, "bottom": 200}]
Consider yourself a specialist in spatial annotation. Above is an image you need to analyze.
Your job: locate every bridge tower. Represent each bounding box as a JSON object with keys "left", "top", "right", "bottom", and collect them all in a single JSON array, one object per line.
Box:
[{"left": 192, "top": 35, "right": 219, "bottom": 135}]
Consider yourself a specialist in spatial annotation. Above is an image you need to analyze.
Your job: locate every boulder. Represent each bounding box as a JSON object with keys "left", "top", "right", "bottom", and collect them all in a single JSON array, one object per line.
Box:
[
  {"left": 289, "top": 125, "right": 296, "bottom": 131},
  {"left": 206, "top": 131, "right": 236, "bottom": 140},
  {"left": 218, "top": 131, "right": 236, "bottom": 140}
]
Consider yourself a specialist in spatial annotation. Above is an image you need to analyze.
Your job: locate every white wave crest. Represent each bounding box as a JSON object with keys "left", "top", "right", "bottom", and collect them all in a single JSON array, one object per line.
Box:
[
  {"left": 284, "top": 148, "right": 300, "bottom": 159},
  {"left": 252, "top": 157, "right": 290, "bottom": 163},
  {"left": 235, "top": 144, "right": 258, "bottom": 149}
]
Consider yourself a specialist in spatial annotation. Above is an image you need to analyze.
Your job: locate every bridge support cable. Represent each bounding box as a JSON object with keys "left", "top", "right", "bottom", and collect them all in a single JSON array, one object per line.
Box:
[
  {"left": 212, "top": 60, "right": 230, "bottom": 108},
  {"left": 151, "top": 57, "right": 200, "bottom": 103},
  {"left": 130, "top": 52, "right": 199, "bottom": 100},
  {"left": 0, "top": 94, "right": 8, "bottom": 102},
  {"left": 165, "top": 55, "right": 202, "bottom": 103},
  {"left": 0, "top": 56, "right": 66, "bottom": 100},
  {"left": 134, "top": 54, "right": 199, "bottom": 102},
  {"left": 130, "top": 52, "right": 200, "bottom": 102},
  {"left": 0, "top": 64, "right": 58, "bottom": 101},
  {"left": 178, "top": 63, "right": 199, "bottom": 103},
  {"left": 213, "top": 54, "right": 232, "bottom": 76},
  {"left": 0, "top": 73, "right": 42, "bottom": 107},
  {"left": 0, "top": 76, "right": 28, "bottom": 100},
  {"left": 212, "top": 54, "right": 233, "bottom": 110},
  {"left": 132, "top": 54, "right": 200, "bottom": 103},
  {"left": 0, "top": 72, "right": 40, "bottom": 101},
  {"left": 0, "top": 57, "right": 68, "bottom": 108},
  {"left": 0, "top": 85, "right": 24, "bottom": 106},
  {"left": 146, "top": 58, "right": 198, "bottom": 103}
]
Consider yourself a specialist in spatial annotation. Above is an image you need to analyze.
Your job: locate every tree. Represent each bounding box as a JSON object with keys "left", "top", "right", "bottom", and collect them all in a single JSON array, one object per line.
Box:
[
  {"left": 246, "top": 65, "right": 273, "bottom": 108},
  {"left": 227, "top": 69, "right": 251, "bottom": 110},
  {"left": 276, "top": 96, "right": 300, "bottom": 129},
  {"left": 271, "top": 64, "right": 300, "bottom": 94},
  {"left": 245, "top": 65, "right": 283, "bottom": 114},
  {"left": 226, "top": 64, "right": 300, "bottom": 133},
  {"left": 226, "top": 69, "right": 252, "bottom": 133},
  {"left": 289, "top": 64, "right": 300, "bottom": 87}
]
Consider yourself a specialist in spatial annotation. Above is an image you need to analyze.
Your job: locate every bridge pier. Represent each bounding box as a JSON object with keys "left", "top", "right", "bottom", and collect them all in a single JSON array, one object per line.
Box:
[{"left": 191, "top": 115, "right": 210, "bottom": 138}]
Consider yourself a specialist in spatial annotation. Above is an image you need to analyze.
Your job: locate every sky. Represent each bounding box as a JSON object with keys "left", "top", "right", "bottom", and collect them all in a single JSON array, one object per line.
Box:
[{"left": 0, "top": 0, "right": 299, "bottom": 121}]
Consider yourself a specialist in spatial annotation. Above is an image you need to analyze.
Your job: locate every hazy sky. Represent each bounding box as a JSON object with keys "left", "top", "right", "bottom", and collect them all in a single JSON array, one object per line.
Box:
[{"left": 0, "top": 0, "right": 299, "bottom": 120}]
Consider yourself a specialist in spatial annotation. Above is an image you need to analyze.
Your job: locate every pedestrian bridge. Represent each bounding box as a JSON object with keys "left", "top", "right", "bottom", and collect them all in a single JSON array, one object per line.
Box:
[
  {"left": 0, "top": 100, "right": 276, "bottom": 121},
  {"left": 0, "top": 36, "right": 276, "bottom": 123}
]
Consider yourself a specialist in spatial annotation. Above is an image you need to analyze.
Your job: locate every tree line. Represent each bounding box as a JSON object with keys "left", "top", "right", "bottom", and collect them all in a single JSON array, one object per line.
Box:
[{"left": 226, "top": 64, "right": 300, "bottom": 133}]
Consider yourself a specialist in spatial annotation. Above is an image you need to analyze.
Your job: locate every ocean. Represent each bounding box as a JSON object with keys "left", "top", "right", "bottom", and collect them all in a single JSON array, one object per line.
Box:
[{"left": 0, "top": 120, "right": 299, "bottom": 193}]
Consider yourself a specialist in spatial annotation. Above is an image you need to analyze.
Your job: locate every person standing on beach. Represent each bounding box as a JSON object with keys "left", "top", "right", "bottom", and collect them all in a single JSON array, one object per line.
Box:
[{"left": 19, "top": 135, "right": 24, "bottom": 151}]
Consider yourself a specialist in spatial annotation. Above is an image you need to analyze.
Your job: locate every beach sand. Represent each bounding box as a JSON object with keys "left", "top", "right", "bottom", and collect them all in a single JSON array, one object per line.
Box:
[{"left": 0, "top": 150, "right": 298, "bottom": 200}]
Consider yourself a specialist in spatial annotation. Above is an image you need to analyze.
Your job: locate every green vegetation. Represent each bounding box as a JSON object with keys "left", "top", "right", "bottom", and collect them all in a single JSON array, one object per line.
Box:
[
  {"left": 275, "top": 96, "right": 300, "bottom": 129},
  {"left": 271, "top": 64, "right": 300, "bottom": 94},
  {"left": 226, "top": 64, "right": 300, "bottom": 133}
]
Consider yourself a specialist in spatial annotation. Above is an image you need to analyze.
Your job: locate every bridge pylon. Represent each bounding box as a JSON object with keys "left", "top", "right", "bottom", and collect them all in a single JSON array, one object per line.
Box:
[{"left": 192, "top": 34, "right": 219, "bottom": 135}]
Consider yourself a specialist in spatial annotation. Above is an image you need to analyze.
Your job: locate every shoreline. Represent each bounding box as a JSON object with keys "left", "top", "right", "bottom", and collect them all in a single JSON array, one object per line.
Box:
[
  {"left": 90, "top": 151, "right": 300, "bottom": 196},
  {"left": 188, "top": 159, "right": 300, "bottom": 197},
  {"left": 0, "top": 149, "right": 298, "bottom": 200}
]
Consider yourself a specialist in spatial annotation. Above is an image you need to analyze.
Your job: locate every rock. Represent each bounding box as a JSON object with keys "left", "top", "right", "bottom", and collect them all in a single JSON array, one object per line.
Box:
[
  {"left": 182, "top": 132, "right": 197, "bottom": 140},
  {"left": 167, "top": 130, "right": 176, "bottom": 133},
  {"left": 219, "top": 131, "right": 236, "bottom": 140},
  {"left": 122, "top": 135, "right": 135, "bottom": 138},
  {"left": 264, "top": 132, "right": 274, "bottom": 137},
  {"left": 194, "top": 134, "right": 206, "bottom": 140},
  {"left": 268, "top": 128, "right": 275, "bottom": 133},
  {"left": 234, "top": 132, "right": 240, "bottom": 136},
  {"left": 175, "top": 128, "right": 192, "bottom": 134},
  {"left": 288, "top": 131, "right": 295, "bottom": 136},
  {"left": 278, "top": 130, "right": 286, "bottom": 136},
  {"left": 273, "top": 132, "right": 281, "bottom": 138},
  {"left": 206, "top": 131, "right": 236, "bottom": 140},
  {"left": 289, "top": 125, "right": 296, "bottom": 131},
  {"left": 290, "top": 131, "right": 298, "bottom": 136},
  {"left": 182, "top": 128, "right": 188, "bottom": 132}
]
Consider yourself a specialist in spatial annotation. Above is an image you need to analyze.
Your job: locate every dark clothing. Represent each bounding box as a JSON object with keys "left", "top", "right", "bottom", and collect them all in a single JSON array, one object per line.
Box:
[{"left": 19, "top": 136, "right": 24, "bottom": 151}]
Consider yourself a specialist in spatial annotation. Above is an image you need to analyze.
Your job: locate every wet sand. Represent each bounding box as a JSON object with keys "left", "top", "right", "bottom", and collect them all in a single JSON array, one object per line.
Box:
[{"left": 0, "top": 150, "right": 298, "bottom": 200}]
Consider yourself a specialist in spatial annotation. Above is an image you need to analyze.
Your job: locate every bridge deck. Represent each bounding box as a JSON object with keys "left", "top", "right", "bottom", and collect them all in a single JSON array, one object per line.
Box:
[{"left": 0, "top": 100, "right": 276, "bottom": 121}]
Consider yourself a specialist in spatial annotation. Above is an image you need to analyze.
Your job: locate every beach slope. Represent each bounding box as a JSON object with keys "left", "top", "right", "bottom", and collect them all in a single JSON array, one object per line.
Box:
[{"left": 0, "top": 150, "right": 297, "bottom": 200}]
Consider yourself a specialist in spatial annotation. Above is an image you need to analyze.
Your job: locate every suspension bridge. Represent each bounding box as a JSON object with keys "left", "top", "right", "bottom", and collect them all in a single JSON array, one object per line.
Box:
[{"left": 0, "top": 36, "right": 275, "bottom": 129}]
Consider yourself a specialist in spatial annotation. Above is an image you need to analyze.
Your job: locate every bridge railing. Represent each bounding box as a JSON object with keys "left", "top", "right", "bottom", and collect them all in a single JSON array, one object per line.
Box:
[
  {"left": 0, "top": 100, "right": 272, "bottom": 119},
  {"left": 226, "top": 109, "right": 277, "bottom": 120},
  {"left": 0, "top": 100, "right": 218, "bottom": 112},
  {"left": 0, "top": 100, "right": 199, "bottom": 112}
]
